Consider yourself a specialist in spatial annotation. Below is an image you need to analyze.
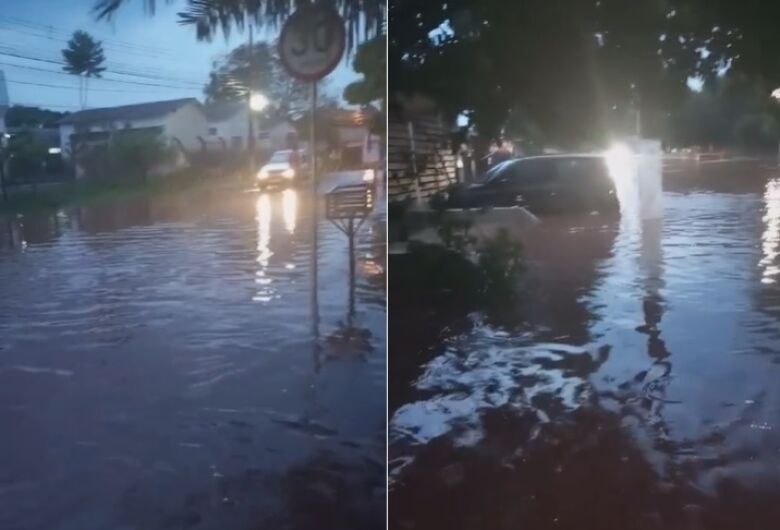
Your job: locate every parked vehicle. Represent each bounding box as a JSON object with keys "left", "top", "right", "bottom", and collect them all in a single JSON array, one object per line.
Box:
[
  {"left": 256, "top": 149, "right": 308, "bottom": 188},
  {"left": 447, "top": 154, "right": 619, "bottom": 215}
]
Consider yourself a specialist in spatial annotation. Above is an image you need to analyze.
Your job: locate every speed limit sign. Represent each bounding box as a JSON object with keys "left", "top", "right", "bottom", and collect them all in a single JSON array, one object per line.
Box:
[{"left": 278, "top": 4, "right": 346, "bottom": 82}]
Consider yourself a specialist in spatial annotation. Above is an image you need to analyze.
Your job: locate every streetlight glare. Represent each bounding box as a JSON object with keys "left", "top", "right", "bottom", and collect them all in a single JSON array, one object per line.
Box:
[{"left": 250, "top": 92, "right": 269, "bottom": 111}]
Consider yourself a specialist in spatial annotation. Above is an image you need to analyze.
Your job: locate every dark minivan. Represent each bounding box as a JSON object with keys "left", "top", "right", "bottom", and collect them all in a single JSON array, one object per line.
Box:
[{"left": 449, "top": 154, "right": 619, "bottom": 215}]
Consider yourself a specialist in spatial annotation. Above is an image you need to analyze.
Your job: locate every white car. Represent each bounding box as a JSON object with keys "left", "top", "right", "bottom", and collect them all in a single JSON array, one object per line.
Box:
[{"left": 257, "top": 150, "right": 307, "bottom": 187}]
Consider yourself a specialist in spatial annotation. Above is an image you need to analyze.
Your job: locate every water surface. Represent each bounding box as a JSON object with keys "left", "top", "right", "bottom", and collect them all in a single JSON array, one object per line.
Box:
[
  {"left": 0, "top": 176, "right": 386, "bottom": 530},
  {"left": 390, "top": 161, "right": 780, "bottom": 529}
]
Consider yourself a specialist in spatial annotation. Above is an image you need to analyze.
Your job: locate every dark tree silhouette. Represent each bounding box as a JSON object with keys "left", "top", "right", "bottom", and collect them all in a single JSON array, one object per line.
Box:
[
  {"left": 204, "top": 41, "right": 312, "bottom": 117},
  {"left": 92, "top": 0, "right": 384, "bottom": 49},
  {"left": 62, "top": 31, "right": 107, "bottom": 109}
]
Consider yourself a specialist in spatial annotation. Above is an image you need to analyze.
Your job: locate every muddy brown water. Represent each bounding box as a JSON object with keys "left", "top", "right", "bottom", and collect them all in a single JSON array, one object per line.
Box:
[
  {"left": 0, "top": 177, "right": 385, "bottom": 529},
  {"left": 390, "top": 162, "right": 780, "bottom": 530}
]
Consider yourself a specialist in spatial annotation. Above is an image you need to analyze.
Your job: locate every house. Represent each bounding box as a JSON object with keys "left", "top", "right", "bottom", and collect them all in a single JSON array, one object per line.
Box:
[
  {"left": 203, "top": 101, "right": 299, "bottom": 156},
  {"left": 258, "top": 119, "right": 298, "bottom": 154},
  {"left": 203, "top": 101, "right": 250, "bottom": 151},
  {"left": 297, "top": 105, "right": 382, "bottom": 168},
  {"left": 58, "top": 98, "right": 208, "bottom": 165}
]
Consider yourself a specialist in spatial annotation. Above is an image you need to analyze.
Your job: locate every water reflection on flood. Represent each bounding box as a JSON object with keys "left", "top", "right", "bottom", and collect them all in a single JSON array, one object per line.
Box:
[
  {"left": 390, "top": 162, "right": 780, "bottom": 529},
  {"left": 0, "top": 177, "right": 385, "bottom": 530}
]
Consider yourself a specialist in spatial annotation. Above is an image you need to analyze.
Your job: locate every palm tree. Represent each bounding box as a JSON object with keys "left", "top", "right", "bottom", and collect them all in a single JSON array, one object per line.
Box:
[
  {"left": 92, "top": 0, "right": 384, "bottom": 49},
  {"left": 62, "top": 31, "right": 107, "bottom": 109}
]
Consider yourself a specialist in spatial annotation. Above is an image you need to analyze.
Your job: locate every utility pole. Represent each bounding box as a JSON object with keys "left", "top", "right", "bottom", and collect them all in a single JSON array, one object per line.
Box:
[
  {"left": 247, "top": 24, "right": 256, "bottom": 179},
  {"left": 310, "top": 80, "right": 319, "bottom": 336}
]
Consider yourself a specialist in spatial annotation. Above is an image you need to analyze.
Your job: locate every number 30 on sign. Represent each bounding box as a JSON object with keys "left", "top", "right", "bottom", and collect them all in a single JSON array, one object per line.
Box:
[{"left": 279, "top": 4, "right": 346, "bottom": 82}]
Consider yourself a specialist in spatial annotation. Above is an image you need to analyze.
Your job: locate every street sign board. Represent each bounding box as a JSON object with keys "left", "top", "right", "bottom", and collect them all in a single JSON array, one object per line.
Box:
[{"left": 278, "top": 4, "right": 346, "bottom": 82}]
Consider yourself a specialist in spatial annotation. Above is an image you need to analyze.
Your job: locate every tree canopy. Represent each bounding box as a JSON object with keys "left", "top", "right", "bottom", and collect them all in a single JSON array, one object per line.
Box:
[
  {"left": 62, "top": 30, "right": 107, "bottom": 108},
  {"left": 344, "top": 34, "right": 386, "bottom": 106},
  {"left": 204, "top": 41, "right": 312, "bottom": 116},
  {"left": 5, "top": 106, "right": 67, "bottom": 129},
  {"left": 390, "top": 0, "right": 780, "bottom": 146},
  {"left": 92, "top": 0, "right": 385, "bottom": 49}
]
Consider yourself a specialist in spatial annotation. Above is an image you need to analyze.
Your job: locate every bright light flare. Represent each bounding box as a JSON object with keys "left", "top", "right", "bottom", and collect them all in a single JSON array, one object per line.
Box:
[
  {"left": 362, "top": 169, "right": 375, "bottom": 182},
  {"left": 605, "top": 143, "right": 635, "bottom": 182},
  {"left": 250, "top": 92, "right": 269, "bottom": 112}
]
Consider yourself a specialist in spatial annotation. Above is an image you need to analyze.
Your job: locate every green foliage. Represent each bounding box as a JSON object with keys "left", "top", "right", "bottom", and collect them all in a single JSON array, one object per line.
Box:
[
  {"left": 62, "top": 30, "right": 106, "bottom": 77},
  {"left": 669, "top": 74, "right": 780, "bottom": 151},
  {"left": 5, "top": 106, "right": 67, "bottom": 128},
  {"left": 6, "top": 131, "right": 48, "bottom": 179},
  {"left": 389, "top": 0, "right": 780, "bottom": 145},
  {"left": 204, "top": 41, "right": 311, "bottom": 117},
  {"left": 734, "top": 114, "right": 780, "bottom": 153},
  {"left": 92, "top": 0, "right": 385, "bottom": 50},
  {"left": 477, "top": 228, "right": 525, "bottom": 303},
  {"left": 437, "top": 215, "right": 475, "bottom": 254},
  {"left": 344, "top": 35, "right": 386, "bottom": 104},
  {"left": 76, "top": 132, "right": 172, "bottom": 182},
  {"left": 62, "top": 30, "right": 107, "bottom": 107},
  {"left": 345, "top": 34, "right": 387, "bottom": 137},
  {"left": 404, "top": 224, "right": 525, "bottom": 308},
  {"left": 111, "top": 132, "right": 173, "bottom": 182}
]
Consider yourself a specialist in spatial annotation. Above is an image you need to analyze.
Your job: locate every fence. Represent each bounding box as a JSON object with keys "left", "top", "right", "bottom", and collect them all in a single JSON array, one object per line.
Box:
[{"left": 388, "top": 112, "right": 458, "bottom": 203}]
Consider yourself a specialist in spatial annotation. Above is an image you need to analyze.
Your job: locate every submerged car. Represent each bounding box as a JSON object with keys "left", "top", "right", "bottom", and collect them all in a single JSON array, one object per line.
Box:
[
  {"left": 449, "top": 154, "right": 619, "bottom": 215},
  {"left": 257, "top": 150, "right": 308, "bottom": 188}
]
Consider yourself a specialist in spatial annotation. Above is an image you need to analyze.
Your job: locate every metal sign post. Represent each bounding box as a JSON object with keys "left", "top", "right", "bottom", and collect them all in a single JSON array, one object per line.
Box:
[{"left": 279, "top": 4, "right": 346, "bottom": 339}]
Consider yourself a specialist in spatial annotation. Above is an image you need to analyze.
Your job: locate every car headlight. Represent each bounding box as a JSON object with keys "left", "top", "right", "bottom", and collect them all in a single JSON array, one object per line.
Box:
[
  {"left": 258, "top": 168, "right": 269, "bottom": 180},
  {"left": 282, "top": 168, "right": 295, "bottom": 179}
]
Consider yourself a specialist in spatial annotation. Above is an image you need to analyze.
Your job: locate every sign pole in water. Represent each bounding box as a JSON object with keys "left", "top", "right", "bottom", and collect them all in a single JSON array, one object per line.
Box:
[{"left": 279, "top": 4, "right": 346, "bottom": 339}]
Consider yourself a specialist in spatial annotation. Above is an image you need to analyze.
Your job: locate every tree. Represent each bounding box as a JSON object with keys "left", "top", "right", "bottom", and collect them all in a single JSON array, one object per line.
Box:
[
  {"left": 62, "top": 31, "right": 107, "bottom": 109},
  {"left": 344, "top": 34, "right": 386, "bottom": 136},
  {"left": 92, "top": 0, "right": 385, "bottom": 49},
  {"left": 389, "top": 0, "right": 724, "bottom": 146},
  {"left": 668, "top": 74, "right": 780, "bottom": 151},
  {"left": 5, "top": 106, "right": 67, "bottom": 128},
  {"left": 110, "top": 132, "right": 172, "bottom": 182},
  {"left": 204, "top": 41, "right": 311, "bottom": 117}
]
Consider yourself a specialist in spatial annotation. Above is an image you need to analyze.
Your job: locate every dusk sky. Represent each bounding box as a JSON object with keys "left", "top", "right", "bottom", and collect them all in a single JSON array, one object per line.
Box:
[{"left": 0, "top": 0, "right": 358, "bottom": 111}]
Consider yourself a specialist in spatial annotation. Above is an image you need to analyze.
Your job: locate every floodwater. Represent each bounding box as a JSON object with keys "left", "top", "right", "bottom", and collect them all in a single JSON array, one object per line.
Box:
[
  {"left": 0, "top": 174, "right": 385, "bottom": 530},
  {"left": 390, "top": 161, "right": 780, "bottom": 529}
]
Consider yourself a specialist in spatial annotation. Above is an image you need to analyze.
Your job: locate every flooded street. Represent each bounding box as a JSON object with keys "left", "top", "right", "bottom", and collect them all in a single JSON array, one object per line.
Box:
[
  {"left": 390, "top": 161, "right": 780, "bottom": 529},
  {"left": 0, "top": 174, "right": 385, "bottom": 529}
]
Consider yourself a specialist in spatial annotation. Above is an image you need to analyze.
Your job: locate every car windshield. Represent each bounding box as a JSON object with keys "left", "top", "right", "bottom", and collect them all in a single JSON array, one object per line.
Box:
[
  {"left": 484, "top": 159, "right": 518, "bottom": 184},
  {"left": 269, "top": 151, "right": 291, "bottom": 164}
]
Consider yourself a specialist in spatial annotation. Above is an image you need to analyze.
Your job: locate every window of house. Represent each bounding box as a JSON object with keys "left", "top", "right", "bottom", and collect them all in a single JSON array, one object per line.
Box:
[
  {"left": 257, "top": 131, "right": 270, "bottom": 140},
  {"left": 208, "top": 127, "right": 218, "bottom": 136}
]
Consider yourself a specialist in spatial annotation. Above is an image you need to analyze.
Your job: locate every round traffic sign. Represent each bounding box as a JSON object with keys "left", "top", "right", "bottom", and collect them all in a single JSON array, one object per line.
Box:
[{"left": 278, "top": 4, "right": 346, "bottom": 82}]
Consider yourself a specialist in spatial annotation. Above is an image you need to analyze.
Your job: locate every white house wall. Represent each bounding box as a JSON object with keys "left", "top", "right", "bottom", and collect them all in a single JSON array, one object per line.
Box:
[
  {"left": 60, "top": 115, "right": 169, "bottom": 159},
  {"left": 210, "top": 109, "right": 250, "bottom": 149},
  {"left": 165, "top": 103, "right": 209, "bottom": 151}
]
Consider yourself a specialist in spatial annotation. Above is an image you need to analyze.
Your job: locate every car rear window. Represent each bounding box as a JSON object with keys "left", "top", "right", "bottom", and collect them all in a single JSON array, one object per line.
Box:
[{"left": 269, "top": 151, "right": 291, "bottom": 163}]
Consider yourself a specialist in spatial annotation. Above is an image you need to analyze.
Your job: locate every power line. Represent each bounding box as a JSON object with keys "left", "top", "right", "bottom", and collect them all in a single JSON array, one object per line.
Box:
[
  {"left": 7, "top": 78, "right": 173, "bottom": 94},
  {"left": 0, "top": 15, "right": 180, "bottom": 56},
  {"left": 0, "top": 23, "right": 208, "bottom": 79},
  {"left": 0, "top": 49, "right": 204, "bottom": 88},
  {"left": 0, "top": 62, "right": 205, "bottom": 91}
]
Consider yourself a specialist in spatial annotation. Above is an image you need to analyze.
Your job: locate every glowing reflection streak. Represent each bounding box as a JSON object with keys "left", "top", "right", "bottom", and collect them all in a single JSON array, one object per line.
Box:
[
  {"left": 254, "top": 194, "right": 274, "bottom": 302},
  {"left": 281, "top": 188, "right": 298, "bottom": 234},
  {"left": 760, "top": 178, "right": 780, "bottom": 284}
]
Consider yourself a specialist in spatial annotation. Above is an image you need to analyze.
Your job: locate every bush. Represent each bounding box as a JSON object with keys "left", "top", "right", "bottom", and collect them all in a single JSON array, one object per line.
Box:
[
  {"left": 403, "top": 227, "right": 525, "bottom": 309},
  {"left": 7, "top": 130, "right": 48, "bottom": 180},
  {"left": 74, "top": 132, "right": 172, "bottom": 182},
  {"left": 478, "top": 228, "right": 525, "bottom": 303}
]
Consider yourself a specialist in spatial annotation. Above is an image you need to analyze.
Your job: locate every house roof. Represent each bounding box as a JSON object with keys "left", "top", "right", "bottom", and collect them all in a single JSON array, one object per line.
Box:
[
  {"left": 58, "top": 98, "right": 199, "bottom": 126},
  {"left": 203, "top": 101, "right": 245, "bottom": 122}
]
